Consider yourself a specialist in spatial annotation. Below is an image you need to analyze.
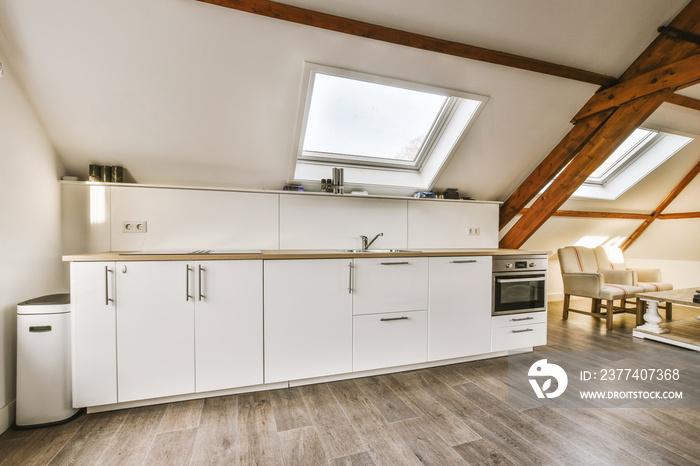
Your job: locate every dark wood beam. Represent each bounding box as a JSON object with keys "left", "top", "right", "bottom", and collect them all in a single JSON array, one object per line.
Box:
[
  {"left": 196, "top": 0, "right": 617, "bottom": 86},
  {"left": 619, "top": 0, "right": 700, "bottom": 81},
  {"left": 620, "top": 158, "right": 700, "bottom": 250},
  {"left": 667, "top": 93, "right": 700, "bottom": 111},
  {"left": 572, "top": 54, "right": 700, "bottom": 122},
  {"left": 518, "top": 208, "right": 652, "bottom": 220},
  {"left": 659, "top": 211, "right": 700, "bottom": 219},
  {"left": 498, "top": 110, "right": 614, "bottom": 229},
  {"left": 500, "top": 90, "right": 673, "bottom": 249}
]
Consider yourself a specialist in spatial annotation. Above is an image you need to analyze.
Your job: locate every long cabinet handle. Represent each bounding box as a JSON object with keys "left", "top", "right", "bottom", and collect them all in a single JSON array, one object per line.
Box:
[
  {"left": 198, "top": 265, "right": 205, "bottom": 301},
  {"left": 511, "top": 316, "right": 534, "bottom": 322},
  {"left": 450, "top": 260, "right": 477, "bottom": 264},
  {"left": 348, "top": 261, "right": 353, "bottom": 294},
  {"left": 380, "top": 316, "right": 409, "bottom": 322},
  {"left": 512, "top": 328, "right": 534, "bottom": 333},
  {"left": 380, "top": 262, "right": 410, "bottom": 266},
  {"left": 497, "top": 277, "right": 545, "bottom": 284},
  {"left": 105, "top": 266, "right": 113, "bottom": 305},
  {"left": 186, "top": 265, "right": 193, "bottom": 301}
]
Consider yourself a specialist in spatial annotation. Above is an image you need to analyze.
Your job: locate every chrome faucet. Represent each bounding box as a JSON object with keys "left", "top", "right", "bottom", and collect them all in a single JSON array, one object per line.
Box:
[{"left": 360, "top": 233, "right": 383, "bottom": 251}]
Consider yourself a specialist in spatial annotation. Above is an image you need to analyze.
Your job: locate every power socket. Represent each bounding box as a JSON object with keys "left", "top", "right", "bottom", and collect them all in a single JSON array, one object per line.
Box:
[
  {"left": 467, "top": 226, "right": 480, "bottom": 236},
  {"left": 122, "top": 221, "right": 147, "bottom": 233}
]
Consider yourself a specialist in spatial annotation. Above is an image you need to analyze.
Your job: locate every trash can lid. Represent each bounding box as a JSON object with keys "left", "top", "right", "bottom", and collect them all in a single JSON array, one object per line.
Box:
[{"left": 17, "top": 293, "right": 70, "bottom": 315}]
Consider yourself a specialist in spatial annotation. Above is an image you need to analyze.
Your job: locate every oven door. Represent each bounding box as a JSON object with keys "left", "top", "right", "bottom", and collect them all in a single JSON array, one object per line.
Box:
[{"left": 492, "top": 272, "right": 546, "bottom": 315}]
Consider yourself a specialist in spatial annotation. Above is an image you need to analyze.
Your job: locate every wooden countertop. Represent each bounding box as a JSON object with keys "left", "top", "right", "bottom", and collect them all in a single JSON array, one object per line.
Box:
[{"left": 63, "top": 249, "right": 550, "bottom": 262}]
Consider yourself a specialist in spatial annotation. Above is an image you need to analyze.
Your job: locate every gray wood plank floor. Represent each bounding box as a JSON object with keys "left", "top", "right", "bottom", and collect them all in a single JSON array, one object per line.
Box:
[{"left": 2, "top": 299, "right": 699, "bottom": 465}]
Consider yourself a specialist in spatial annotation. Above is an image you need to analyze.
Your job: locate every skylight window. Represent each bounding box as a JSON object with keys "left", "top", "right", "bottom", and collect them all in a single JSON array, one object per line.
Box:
[
  {"left": 293, "top": 64, "right": 488, "bottom": 194},
  {"left": 573, "top": 127, "right": 692, "bottom": 200},
  {"left": 585, "top": 128, "right": 659, "bottom": 184},
  {"left": 301, "top": 74, "right": 449, "bottom": 168}
]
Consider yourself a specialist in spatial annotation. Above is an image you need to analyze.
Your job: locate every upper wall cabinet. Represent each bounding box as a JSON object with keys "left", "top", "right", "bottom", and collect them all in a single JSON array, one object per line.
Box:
[
  {"left": 110, "top": 187, "right": 279, "bottom": 251},
  {"left": 408, "top": 201, "right": 498, "bottom": 249}
]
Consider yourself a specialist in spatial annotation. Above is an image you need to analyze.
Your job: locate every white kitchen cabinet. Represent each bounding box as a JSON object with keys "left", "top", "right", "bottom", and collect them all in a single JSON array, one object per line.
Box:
[
  {"left": 70, "top": 262, "right": 118, "bottom": 407},
  {"left": 116, "top": 261, "right": 195, "bottom": 402},
  {"left": 491, "top": 312, "right": 547, "bottom": 352},
  {"left": 428, "top": 256, "right": 492, "bottom": 361},
  {"left": 194, "top": 260, "right": 263, "bottom": 392},
  {"left": 264, "top": 259, "right": 353, "bottom": 383},
  {"left": 353, "top": 310, "right": 428, "bottom": 371},
  {"left": 353, "top": 257, "right": 428, "bottom": 315}
]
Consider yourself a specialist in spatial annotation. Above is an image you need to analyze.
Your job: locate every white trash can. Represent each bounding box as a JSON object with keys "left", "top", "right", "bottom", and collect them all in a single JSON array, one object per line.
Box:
[{"left": 16, "top": 293, "right": 80, "bottom": 428}]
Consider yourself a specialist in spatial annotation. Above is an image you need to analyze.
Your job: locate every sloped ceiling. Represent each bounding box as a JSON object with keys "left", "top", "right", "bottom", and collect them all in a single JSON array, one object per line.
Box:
[{"left": 0, "top": 0, "right": 694, "bottom": 199}]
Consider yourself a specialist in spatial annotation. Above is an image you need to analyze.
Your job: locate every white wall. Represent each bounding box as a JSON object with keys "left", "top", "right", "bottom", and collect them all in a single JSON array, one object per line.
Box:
[
  {"left": 0, "top": 53, "right": 65, "bottom": 433},
  {"left": 61, "top": 184, "right": 500, "bottom": 254}
]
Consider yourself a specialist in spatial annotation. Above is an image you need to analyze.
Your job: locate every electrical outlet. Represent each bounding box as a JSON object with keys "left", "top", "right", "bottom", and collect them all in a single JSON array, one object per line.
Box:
[
  {"left": 467, "top": 226, "right": 480, "bottom": 236},
  {"left": 122, "top": 221, "right": 147, "bottom": 233}
]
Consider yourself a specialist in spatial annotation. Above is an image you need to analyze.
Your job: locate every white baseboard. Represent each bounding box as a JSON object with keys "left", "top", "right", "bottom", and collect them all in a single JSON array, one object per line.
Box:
[{"left": 0, "top": 400, "right": 15, "bottom": 434}]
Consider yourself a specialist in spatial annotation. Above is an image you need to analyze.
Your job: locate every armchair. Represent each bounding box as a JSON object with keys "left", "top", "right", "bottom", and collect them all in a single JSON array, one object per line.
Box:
[
  {"left": 558, "top": 246, "right": 643, "bottom": 330},
  {"left": 594, "top": 246, "right": 673, "bottom": 323}
]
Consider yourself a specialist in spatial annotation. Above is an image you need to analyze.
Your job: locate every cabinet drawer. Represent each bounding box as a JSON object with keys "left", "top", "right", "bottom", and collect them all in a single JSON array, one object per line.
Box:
[
  {"left": 492, "top": 312, "right": 547, "bottom": 329},
  {"left": 353, "top": 258, "right": 428, "bottom": 315},
  {"left": 353, "top": 310, "right": 427, "bottom": 371},
  {"left": 491, "top": 322, "right": 546, "bottom": 352}
]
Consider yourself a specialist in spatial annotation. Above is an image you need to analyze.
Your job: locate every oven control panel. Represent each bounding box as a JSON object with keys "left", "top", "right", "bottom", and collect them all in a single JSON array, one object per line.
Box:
[{"left": 493, "top": 255, "right": 547, "bottom": 272}]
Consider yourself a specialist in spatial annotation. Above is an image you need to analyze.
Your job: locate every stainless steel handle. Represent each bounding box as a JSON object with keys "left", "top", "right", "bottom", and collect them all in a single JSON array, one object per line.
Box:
[
  {"left": 380, "top": 262, "right": 410, "bottom": 266},
  {"left": 450, "top": 260, "right": 477, "bottom": 263},
  {"left": 380, "top": 316, "right": 409, "bottom": 322},
  {"left": 512, "top": 328, "right": 534, "bottom": 333},
  {"left": 186, "top": 265, "right": 193, "bottom": 301},
  {"left": 496, "top": 277, "right": 545, "bottom": 284},
  {"left": 105, "top": 266, "right": 113, "bottom": 305},
  {"left": 198, "top": 265, "right": 205, "bottom": 301},
  {"left": 348, "top": 262, "right": 353, "bottom": 294},
  {"left": 511, "top": 316, "right": 534, "bottom": 322}
]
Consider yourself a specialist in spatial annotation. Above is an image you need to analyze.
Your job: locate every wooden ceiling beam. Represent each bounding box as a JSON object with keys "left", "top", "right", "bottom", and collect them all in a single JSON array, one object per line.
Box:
[
  {"left": 620, "top": 158, "right": 700, "bottom": 251},
  {"left": 499, "top": 89, "right": 673, "bottom": 249},
  {"left": 667, "top": 93, "right": 700, "bottom": 111},
  {"left": 659, "top": 211, "right": 700, "bottom": 219},
  {"left": 518, "top": 208, "right": 652, "bottom": 220},
  {"left": 572, "top": 54, "right": 700, "bottom": 122},
  {"left": 498, "top": 110, "right": 614, "bottom": 229},
  {"left": 620, "top": 0, "right": 700, "bottom": 81},
  {"left": 196, "top": 0, "right": 617, "bottom": 86}
]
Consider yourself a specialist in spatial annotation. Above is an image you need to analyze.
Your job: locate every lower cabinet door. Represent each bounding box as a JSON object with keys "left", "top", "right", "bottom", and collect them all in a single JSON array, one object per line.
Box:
[
  {"left": 116, "top": 261, "right": 195, "bottom": 402},
  {"left": 264, "top": 259, "right": 353, "bottom": 383},
  {"left": 353, "top": 310, "right": 428, "bottom": 372},
  {"left": 71, "top": 262, "right": 118, "bottom": 407},
  {"left": 428, "top": 256, "right": 492, "bottom": 361},
  {"left": 195, "top": 260, "right": 263, "bottom": 392}
]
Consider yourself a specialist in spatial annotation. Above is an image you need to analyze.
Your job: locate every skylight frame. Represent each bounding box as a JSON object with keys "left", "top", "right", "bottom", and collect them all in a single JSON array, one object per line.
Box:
[
  {"left": 299, "top": 92, "right": 460, "bottom": 172},
  {"left": 572, "top": 126, "right": 693, "bottom": 200},
  {"left": 291, "top": 63, "right": 488, "bottom": 194},
  {"left": 583, "top": 128, "right": 661, "bottom": 187}
]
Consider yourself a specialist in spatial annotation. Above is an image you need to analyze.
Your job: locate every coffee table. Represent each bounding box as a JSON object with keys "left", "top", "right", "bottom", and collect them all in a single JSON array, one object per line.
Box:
[{"left": 633, "top": 288, "right": 700, "bottom": 351}]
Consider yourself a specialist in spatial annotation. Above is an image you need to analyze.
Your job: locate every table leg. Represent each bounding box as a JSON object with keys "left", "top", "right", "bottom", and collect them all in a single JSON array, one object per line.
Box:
[{"left": 635, "top": 299, "right": 669, "bottom": 334}]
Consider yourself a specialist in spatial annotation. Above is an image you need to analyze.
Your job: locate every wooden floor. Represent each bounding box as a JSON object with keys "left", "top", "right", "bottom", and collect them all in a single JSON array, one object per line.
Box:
[{"left": 2, "top": 300, "right": 700, "bottom": 465}]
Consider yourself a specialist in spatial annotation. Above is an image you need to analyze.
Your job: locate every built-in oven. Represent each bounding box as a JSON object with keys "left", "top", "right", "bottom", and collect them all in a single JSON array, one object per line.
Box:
[{"left": 492, "top": 255, "right": 547, "bottom": 315}]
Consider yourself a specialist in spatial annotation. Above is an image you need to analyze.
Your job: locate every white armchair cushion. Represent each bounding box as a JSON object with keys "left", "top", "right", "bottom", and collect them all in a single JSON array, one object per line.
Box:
[{"left": 599, "top": 284, "right": 644, "bottom": 301}]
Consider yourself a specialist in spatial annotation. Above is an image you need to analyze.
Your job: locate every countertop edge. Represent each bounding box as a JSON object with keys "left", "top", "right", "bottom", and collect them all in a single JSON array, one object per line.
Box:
[{"left": 63, "top": 249, "right": 551, "bottom": 262}]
